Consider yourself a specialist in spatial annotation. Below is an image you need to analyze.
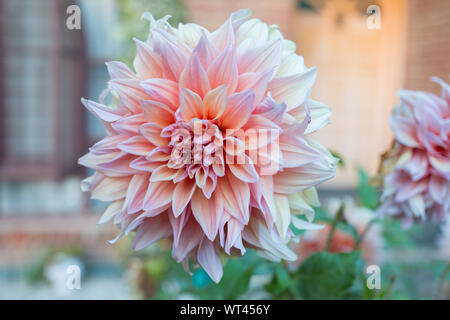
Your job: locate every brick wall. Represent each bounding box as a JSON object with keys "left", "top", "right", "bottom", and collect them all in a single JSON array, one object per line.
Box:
[
  {"left": 404, "top": 0, "right": 450, "bottom": 94},
  {"left": 183, "top": 0, "right": 295, "bottom": 36}
]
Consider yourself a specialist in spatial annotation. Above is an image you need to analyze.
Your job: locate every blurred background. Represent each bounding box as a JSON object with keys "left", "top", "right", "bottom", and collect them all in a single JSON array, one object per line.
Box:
[{"left": 0, "top": 0, "right": 449, "bottom": 299}]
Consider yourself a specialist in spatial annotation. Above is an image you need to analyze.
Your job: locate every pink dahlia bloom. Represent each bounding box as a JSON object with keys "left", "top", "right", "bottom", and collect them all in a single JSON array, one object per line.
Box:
[
  {"left": 79, "top": 10, "right": 336, "bottom": 282},
  {"left": 378, "top": 78, "right": 450, "bottom": 225}
]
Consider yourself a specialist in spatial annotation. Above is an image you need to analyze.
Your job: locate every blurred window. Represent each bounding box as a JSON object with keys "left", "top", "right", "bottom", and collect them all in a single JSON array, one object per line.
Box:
[{"left": 0, "top": 0, "right": 87, "bottom": 180}]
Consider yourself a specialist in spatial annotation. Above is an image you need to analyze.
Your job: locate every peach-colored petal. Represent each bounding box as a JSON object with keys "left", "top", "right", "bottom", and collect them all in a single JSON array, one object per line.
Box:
[
  {"left": 112, "top": 114, "right": 147, "bottom": 135},
  {"left": 91, "top": 176, "right": 131, "bottom": 201},
  {"left": 237, "top": 69, "right": 273, "bottom": 105},
  {"left": 109, "top": 78, "right": 148, "bottom": 114},
  {"left": 133, "top": 38, "right": 163, "bottom": 79},
  {"left": 140, "top": 78, "right": 179, "bottom": 111},
  {"left": 118, "top": 136, "right": 155, "bottom": 156},
  {"left": 172, "top": 217, "right": 203, "bottom": 262},
  {"left": 219, "top": 90, "right": 255, "bottom": 130},
  {"left": 150, "top": 165, "right": 179, "bottom": 182},
  {"left": 207, "top": 45, "right": 238, "bottom": 95},
  {"left": 106, "top": 61, "right": 137, "bottom": 80},
  {"left": 169, "top": 207, "right": 191, "bottom": 247},
  {"left": 218, "top": 174, "right": 250, "bottom": 224},
  {"left": 139, "top": 123, "right": 170, "bottom": 147},
  {"left": 197, "top": 239, "right": 223, "bottom": 283},
  {"left": 203, "top": 84, "right": 228, "bottom": 119},
  {"left": 191, "top": 189, "right": 224, "bottom": 241},
  {"left": 133, "top": 214, "right": 172, "bottom": 250},
  {"left": 142, "top": 180, "right": 174, "bottom": 211},
  {"left": 178, "top": 88, "right": 204, "bottom": 122},
  {"left": 141, "top": 100, "right": 175, "bottom": 127},
  {"left": 82, "top": 98, "right": 130, "bottom": 122},
  {"left": 179, "top": 54, "right": 210, "bottom": 98},
  {"left": 172, "top": 178, "right": 197, "bottom": 216}
]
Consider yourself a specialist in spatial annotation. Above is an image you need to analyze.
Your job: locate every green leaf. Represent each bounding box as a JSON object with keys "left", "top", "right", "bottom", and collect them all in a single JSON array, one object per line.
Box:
[
  {"left": 293, "top": 251, "right": 362, "bottom": 299},
  {"left": 357, "top": 167, "right": 379, "bottom": 210},
  {"left": 220, "top": 258, "right": 255, "bottom": 299}
]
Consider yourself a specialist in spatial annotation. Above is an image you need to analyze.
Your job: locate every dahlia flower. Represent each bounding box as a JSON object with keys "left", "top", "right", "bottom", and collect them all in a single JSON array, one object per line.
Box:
[
  {"left": 290, "top": 197, "right": 383, "bottom": 267},
  {"left": 79, "top": 10, "right": 336, "bottom": 282},
  {"left": 377, "top": 78, "right": 450, "bottom": 226}
]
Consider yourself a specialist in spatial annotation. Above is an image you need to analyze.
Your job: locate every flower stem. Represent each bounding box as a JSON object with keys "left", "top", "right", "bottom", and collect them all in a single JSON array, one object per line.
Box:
[
  {"left": 325, "top": 204, "right": 344, "bottom": 252},
  {"left": 353, "top": 218, "right": 377, "bottom": 250}
]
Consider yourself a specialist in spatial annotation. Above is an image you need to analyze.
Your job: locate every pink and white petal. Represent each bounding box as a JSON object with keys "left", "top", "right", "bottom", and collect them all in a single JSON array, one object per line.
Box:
[
  {"left": 172, "top": 178, "right": 197, "bottom": 217},
  {"left": 112, "top": 114, "right": 147, "bottom": 136},
  {"left": 169, "top": 207, "right": 192, "bottom": 247},
  {"left": 237, "top": 69, "right": 273, "bottom": 105},
  {"left": 90, "top": 135, "right": 127, "bottom": 155},
  {"left": 140, "top": 123, "right": 170, "bottom": 147},
  {"left": 172, "top": 217, "right": 204, "bottom": 262},
  {"left": 225, "top": 218, "right": 245, "bottom": 255},
  {"left": 179, "top": 54, "right": 210, "bottom": 98},
  {"left": 207, "top": 45, "right": 238, "bottom": 95},
  {"left": 98, "top": 200, "right": 124, "bottom": 225},
  {"left": 150, "top": 165, "right": 179, "bottom": 182},
  {"left": 81, "top": 98, "right": 129, "bottom": 122},
  {"left": 394, "top": 179, "right": 428, "bottom": 202},
  {"left": 178, "top": 88, "right": 204, "bottom": 122},
  {"left": 140, "top": 78, "right": 179, "bottom": 111},
  {"left": 105, "top": 61, "right": 137, "bottom": 80},
  {"left": 274, "top": 194, "right": 291, "bottom": 239},
  {"left": 132, "top": 214, "right": 172, "bottom": 250},
  {"left": 227, "top": 153, "right": 259, "bottom": 183},
  {"left": 203, "top": 84, "right": 228, "bottom": 120},
  {"left": 78, "top": 151, "right": 120, "bottom": 171},
  {"left": 142, "top": 180, "right": 174, "bottom": 211},
  {"left": 217, "top": 174, "right": 250, "bottom": 224},
  {"left": 118, "top": 136, "right": 155, "bottom": 156},
  {"left": 191, "top": 189, "right": 224, "bottom": 241},
  {"left": 191, "top": 32, "right": 219, "bottom": 71},
  {"left": 141, "top": 100, "right": 175, "bottom": 127},
  {"left": 197, "top": 239, "right": 223, "bottom": 283},
  {"left": 109, "top": 79, "right": 148, "bottom": 114},
  {"left": 97, "top": 152, "right": 142, "bottom": 176},
  {"left": 130, "top": 156, "right": 164, "bottom": 172},
  {"left": 91, "top": 176, "right": 131, "bottom": 201},
  {"left": 202, "top": 170, "right": 218, "bottom": 199},
  {"left": 429, "top": 175, "right": 447, "bottom": 204},
  {"left": 255, "top": 96, "right": 286, "bottom": 125},
  {"left": 153, "top": 30, "right": 189, "bottom": 81},
  {"left": 429, "top": 155, "right": 450, "bottom": 177},
  {"left": 146, "top": 146, "right": 171, "bottom": 162},
  {"left": 390, "top": 115, "right": 420, "bottom": 148},
  {"left": 223, "top": 136, "right": 245, "bottom": 156},
  {"left": 268, "top": 67, "right": 316, "bottom": 111},
  {"left": 288, "top": 99, "right": 331, "bottom": 134},
  {"left": 237, "top": 39, "right": 282, "bottom": 74},
  {"left": 209, "top": 17, "right": 234, "bottom": 51},
  {"left": 125, "top": 174, "right": 149, "bottom": 214},
  {"left": 273, "top": 160, "right": 335, "bottom": 193},
  {"left": 242, "top": 115, "right": 281, "bottom": 150},
  {"left": 133, "top": 38, "right": 163, "bottom": 79},
  {"left": 219, "top": 90, "right": 255, "bottom": 131}
]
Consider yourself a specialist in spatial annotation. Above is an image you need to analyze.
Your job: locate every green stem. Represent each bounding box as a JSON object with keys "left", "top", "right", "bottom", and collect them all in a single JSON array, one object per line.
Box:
[
  {"left": 325, "top": 205, "right": 344, "bottom": 252},
  {"left": 353, "top": 218, "right": 377, "bottom": 250}
]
